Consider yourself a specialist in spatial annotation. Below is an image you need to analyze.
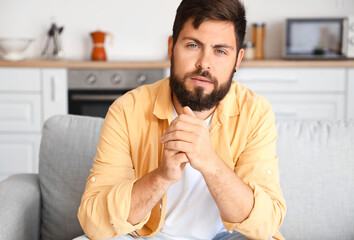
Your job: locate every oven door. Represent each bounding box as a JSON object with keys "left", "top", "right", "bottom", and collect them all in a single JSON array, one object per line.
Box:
[{"left": 68, "top": 90, "right": 125, "bottom": 118}]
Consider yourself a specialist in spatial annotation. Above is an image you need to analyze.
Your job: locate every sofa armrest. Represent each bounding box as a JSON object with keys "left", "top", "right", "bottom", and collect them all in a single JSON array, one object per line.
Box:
[{"left": 0, "top": 174, "right": 41, "bottom": 240}]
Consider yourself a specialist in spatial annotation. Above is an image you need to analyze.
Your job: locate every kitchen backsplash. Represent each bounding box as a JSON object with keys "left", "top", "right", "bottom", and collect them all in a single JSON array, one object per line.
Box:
[{"left": 0, "top": 0, "right": 353, "bottom": 60}]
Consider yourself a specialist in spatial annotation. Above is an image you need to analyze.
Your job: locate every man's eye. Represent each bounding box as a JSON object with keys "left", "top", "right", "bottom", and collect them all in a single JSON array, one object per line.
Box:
[
  {"left": 216, "top": 49, "right": 227, "bottom": 55},
  {"left": 188, "top": 44, "right": 198, "bottom": 48}
]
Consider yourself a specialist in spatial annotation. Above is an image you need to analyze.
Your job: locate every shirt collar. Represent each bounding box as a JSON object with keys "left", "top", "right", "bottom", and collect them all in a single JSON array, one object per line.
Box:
[
  {"left": 213, "top": 82, "right": 240, "bottom": 124},
  {"left": 153, "top": 78, "right": 173, "bottom": 123}
]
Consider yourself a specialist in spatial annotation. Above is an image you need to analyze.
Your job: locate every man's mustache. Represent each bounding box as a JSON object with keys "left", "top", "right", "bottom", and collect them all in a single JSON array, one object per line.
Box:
[{"left": 184, "top": 69, "right": 217, "bottom": 85}]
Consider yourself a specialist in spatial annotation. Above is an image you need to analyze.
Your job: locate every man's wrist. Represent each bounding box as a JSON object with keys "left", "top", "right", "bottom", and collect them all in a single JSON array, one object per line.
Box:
[
  {"left": 154, "top": 168, "right": 175, "bottom": 190},
  {"left": 199, "top": 153, "right": 222, "bottom": 177}
]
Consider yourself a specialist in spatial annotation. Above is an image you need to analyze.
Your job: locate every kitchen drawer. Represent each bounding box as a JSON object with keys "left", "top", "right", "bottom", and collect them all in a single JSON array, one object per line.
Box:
[
  {"left": 0, "top": 94, "right": 41, "bottom": 132},
  {"left": 235, "top": 68, "right": 346, "bottom": 92},
  {"left": 0, "top": 68, "right": 41, "bottom": 92},
  {"left": 263, "top": 94, "right": 345, "bottom": 120},
  {"left": 0, "top": 134, "right": 41, "bottom": 180}
]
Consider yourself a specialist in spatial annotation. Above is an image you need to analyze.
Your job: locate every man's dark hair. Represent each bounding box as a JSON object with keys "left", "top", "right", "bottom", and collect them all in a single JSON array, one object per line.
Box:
[{"left": 172, "top": 0, "right": 247, "bottom": 53}]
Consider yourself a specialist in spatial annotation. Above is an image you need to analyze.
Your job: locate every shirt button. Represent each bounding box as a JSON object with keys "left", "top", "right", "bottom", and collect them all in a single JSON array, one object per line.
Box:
[
  {"left": 267, "top": 169, "right": 272, "bottom": 175},
  {"left": 90, "top": 176, "right": 96, "bottom": 182}
]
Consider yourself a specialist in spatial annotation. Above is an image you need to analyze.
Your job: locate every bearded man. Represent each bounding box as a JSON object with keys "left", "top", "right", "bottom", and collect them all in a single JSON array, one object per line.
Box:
[{"left": 77, "top": 0, "right": 286, "bottom": 239}]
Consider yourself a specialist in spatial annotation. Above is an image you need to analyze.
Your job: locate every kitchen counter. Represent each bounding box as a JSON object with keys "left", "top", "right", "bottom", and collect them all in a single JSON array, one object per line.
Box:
[
  {"left": 0, "top": 59, "right": 171, "bottom": 69},
  {"left": 1, "top": 59, "right": 354, "bottom": 68}
]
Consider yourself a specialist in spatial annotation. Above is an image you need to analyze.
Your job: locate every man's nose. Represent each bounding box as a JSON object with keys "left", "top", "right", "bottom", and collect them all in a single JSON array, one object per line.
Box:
[{"left": 195, "top": 50, "right": 211, "bottom": 70}]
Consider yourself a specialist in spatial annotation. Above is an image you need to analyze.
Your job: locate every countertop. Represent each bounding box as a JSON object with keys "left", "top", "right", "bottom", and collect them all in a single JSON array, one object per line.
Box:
[
  {"left": 1, "top": 59, "right": 354, "bottom": 69},
  {"left": 0, "top": 59, "right": 171, "bottom": 69}
]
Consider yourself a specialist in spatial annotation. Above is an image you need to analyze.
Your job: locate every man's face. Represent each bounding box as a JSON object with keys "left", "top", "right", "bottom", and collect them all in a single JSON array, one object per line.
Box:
[{"left": 168, "top": 18, "right": 243, "bottom": 111}]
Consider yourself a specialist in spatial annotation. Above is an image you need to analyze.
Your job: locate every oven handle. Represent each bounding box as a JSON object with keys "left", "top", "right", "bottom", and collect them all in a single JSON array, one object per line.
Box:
[{"left": 70, "top": 94, "right": 122, "bottom": 101}]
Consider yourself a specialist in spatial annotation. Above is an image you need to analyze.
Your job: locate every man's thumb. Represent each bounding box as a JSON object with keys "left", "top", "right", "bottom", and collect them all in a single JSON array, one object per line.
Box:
[{"left": 183, "top": 106, "right": 196, "bottom": 117}]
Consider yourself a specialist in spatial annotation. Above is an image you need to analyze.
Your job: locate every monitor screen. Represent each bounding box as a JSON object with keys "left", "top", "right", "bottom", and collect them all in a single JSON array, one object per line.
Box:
[{"left": 286, "top": 19, "right": 344, "bottom": 57}]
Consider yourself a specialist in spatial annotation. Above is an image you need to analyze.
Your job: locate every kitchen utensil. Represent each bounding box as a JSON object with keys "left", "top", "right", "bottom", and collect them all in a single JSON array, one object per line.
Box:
[
  {"left": 0, "top": 38, "right": 33, "bottom": 61},
  {"left": 41, "top": 23, "right": 64, "bottom": 59}
]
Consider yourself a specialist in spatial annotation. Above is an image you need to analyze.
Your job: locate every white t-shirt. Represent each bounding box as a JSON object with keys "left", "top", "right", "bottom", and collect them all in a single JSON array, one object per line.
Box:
[{"left": 158, "top": 106, "right": 226, "bottom": 240}]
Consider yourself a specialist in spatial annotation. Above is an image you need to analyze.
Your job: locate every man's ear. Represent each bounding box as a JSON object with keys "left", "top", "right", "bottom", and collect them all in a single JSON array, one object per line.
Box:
[
  {"left": 168, "top": 36, "right": 173, "bottom": 60},
  {"left": 235, "top": 48, "right": 244, "bottom": 71}
]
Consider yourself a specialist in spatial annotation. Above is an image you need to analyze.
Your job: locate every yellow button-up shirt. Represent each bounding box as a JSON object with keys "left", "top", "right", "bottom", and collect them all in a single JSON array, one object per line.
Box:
[{"left": 78, "top": 77, "right": 286, "bottom": 240}]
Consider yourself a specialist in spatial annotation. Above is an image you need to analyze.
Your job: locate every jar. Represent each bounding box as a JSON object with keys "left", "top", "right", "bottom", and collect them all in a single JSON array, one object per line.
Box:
[
  {"left": 252, "top": 23, "right": 266, "bottom": 59},
  {"left": 242, "top": 41, "right": 255, "bottom": 60}
]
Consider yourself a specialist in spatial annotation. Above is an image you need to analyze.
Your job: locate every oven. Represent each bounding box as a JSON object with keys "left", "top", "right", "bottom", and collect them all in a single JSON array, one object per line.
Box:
[{"left": 68, "top": 69, "right": 164, "bottom": 118}]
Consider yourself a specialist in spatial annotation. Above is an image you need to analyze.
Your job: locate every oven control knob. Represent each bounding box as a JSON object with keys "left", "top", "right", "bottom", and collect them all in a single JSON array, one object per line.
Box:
[
  {"left": 137, "top": 74, "right": 147, "bottom": 84},
  {"left": 111, "top": 74, "right": 122, "bottom": 84},
  {"left": 86, "top": 74, "right": 97, "bottom": 85}
]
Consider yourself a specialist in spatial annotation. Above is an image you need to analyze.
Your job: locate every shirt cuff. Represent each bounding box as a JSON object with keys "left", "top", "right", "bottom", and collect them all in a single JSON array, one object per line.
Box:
[
  {"left": 107, "top": 179, "right": 152, "bottom": 235},
  {"left": 221, "top": 182, "right": 278, "bottom": 239}
]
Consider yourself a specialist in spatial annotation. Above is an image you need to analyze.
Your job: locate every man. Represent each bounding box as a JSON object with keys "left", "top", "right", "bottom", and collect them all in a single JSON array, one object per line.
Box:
[{"left": 77, "top": 0, "right": 286, "bottom": 239}]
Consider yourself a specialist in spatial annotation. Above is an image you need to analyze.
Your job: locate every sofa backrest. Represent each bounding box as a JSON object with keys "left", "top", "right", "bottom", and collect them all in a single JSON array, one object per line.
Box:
[
  {"left": 39, "top": 115, "right": 103, "bottom": 240},
  {"left": 277, "top": 120, "right": 354, "bottom": 239},
  {"left": 38, "top": 115, "right": 354, "bottom": 240}
]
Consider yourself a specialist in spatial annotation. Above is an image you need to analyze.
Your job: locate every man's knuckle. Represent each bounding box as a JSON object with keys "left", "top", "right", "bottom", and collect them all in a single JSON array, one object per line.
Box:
[
  {"left": 179, "top": 114, "right": 187, "bottom": 120},
  {"left": 165, "top": 142, "right": 172, "bottom": 148},
  {"left": 176, "top": 131, "right": 184, "bottom": 138},
  {"left": 175, "top": 121, "right": 183, "bottom": 128}
]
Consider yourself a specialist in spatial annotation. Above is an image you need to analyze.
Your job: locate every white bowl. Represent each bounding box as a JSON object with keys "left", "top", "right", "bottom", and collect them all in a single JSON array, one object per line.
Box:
[{"left": 0, "top": 38, "right": 33, "bottom": 61}]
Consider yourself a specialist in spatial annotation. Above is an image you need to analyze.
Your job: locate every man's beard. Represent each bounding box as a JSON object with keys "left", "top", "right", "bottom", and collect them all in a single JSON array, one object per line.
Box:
[{"left": 169, "top": 56, "right": 236, "bottom": 112}]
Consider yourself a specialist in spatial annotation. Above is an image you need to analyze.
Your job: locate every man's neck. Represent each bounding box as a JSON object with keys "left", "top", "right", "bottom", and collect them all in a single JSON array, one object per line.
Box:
[{"left": 172, "top": 94, "right": 215, "bottom": 120}]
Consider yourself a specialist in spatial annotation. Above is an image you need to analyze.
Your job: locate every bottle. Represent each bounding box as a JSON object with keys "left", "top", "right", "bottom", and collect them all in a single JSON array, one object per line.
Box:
[{"left": 252, "top": 23, "right": 265, "bottom": 59}]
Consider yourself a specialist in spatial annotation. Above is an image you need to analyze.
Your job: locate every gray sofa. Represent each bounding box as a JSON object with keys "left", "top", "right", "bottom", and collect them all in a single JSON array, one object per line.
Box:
[{"left": 0, "top": 114, "right": 353, "bottom": 240}]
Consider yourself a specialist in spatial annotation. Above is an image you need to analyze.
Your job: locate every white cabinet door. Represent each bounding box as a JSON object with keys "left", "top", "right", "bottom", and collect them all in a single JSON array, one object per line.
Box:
[
  {"left": 0, "top": 134, "right": 41, "bottom": 181},
  {"left": 0, "top": 68, "right": 41, "bottom": 92},
  {"left": 236, "top": 68, "right": 346, "bottom": 92},
  {"left": 0, "top": 94, "right": 41, "bottom": 132},
  {"left": 263, "top": 94, "right": 345, "bottom": 120},
  {"left": 234, "top": 68, "right": 347, "bottom": 120},
  {"left": 347, "top": 69, "right": 354, "bottom": 120},
  {"left": 42, "top": 68, "right": 68, "bottom": 122}
]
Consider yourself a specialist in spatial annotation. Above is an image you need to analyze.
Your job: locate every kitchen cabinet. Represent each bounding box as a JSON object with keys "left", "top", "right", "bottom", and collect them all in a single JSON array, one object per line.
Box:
[
  {"left": 0, "top": 68, "right": 41, "bottom": 91},
  {"left": 0, "top": 68, "right": 67, "bottom": 182},
  {"left": 42, "top": 69, "right": 68, "bottom": 120},
  {"left": 235, "top": 68, "right": 350, "bottom": 120},
  {"left": 0, "top": 94, "right": 42, "bottom": 132},
  {"left": 0, "top": 134, "right": 41, "bottom": 180}
]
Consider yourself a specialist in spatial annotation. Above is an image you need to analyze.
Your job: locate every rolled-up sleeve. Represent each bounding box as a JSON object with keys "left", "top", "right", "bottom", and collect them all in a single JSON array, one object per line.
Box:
[
  {"left": 77, "top": 104, "right": 150, "bottom": 240},
  {"left": 221, "top": 100, "right": 286, "bottom": 240}
]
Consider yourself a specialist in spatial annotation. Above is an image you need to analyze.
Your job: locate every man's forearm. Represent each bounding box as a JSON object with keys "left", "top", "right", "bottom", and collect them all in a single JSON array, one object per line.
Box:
[
  {"left": 127, "top": 168, "right": 171, "bottom": 225},
  {"left": 202, "top": 156, "right": 254, "bottom": 223}
]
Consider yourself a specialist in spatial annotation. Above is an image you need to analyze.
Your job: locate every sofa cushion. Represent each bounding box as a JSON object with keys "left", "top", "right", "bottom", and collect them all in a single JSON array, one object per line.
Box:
[
  {"left": 39, "top": 115, "right": 103, "bottom": 240},
  {"left": 276, "top": 120, "right": 354, "bottom": 240}
]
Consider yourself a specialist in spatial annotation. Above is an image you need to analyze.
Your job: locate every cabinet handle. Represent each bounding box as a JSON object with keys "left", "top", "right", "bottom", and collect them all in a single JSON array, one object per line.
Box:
[
  {"left": 51, "top": 77, "right": 56, "bottom": 101},
  {"left": 71, "top": 94, "right": 122, "bottom": 101},
  {"left": 274, "top": 112, "right": 298, "bottom": 117}
]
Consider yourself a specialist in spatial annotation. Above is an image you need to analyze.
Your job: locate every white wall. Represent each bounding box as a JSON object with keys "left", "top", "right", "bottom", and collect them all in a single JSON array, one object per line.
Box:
[{"left": 0, "top": 0, "right": 353, "bottom": 60}]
